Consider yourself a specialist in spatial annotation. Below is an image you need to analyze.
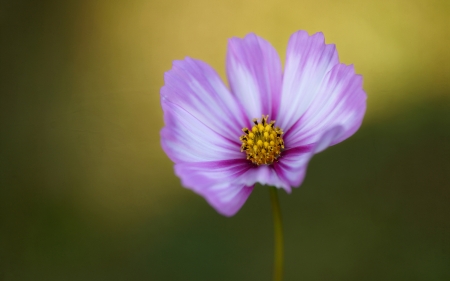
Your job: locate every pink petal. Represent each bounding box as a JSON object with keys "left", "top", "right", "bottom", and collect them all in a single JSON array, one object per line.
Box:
[
  {"left": 236, "top": 165, "right": 292, "bottom": 193},
  {"left": 161, "top": 58, "right": 256, "bottom": 216},
  {"left": 272, "top": 146, "right": 313, "bottom": 189},
  {"left": 161, "top": 57, "right": 247, "bottom": 143},
  {"left": 175, "top": 160, "right": 254, "bottom": 216},
  {"left": 278, "top": 31, "right": 339, "bottom": 131},
  {"left": 161, "top": 99, "right": 242, "bottom": 163},
  {"left": 284, "top": 64, "right": 367, "bottom": 150},
  {"left": 274, "top": 128, "right": 350, "bottom": 190},
  {"left": 226, "top": 33, "right": 283, "bottom": 124}
]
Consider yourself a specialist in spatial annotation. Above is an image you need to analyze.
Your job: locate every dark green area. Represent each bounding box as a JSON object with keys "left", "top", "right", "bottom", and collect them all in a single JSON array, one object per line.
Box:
[{"left": 2, "top": 97, "right": 450, "bottom": 281}]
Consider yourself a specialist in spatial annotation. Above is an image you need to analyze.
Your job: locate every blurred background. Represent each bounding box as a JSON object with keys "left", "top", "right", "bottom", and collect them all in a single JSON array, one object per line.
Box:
[{"left": 1, "top": 0, "right": 449, "bottom": 280}]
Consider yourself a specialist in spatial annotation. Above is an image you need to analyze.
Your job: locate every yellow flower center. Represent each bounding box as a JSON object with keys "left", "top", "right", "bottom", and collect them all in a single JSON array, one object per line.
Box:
[{"left": 240, "top": 115, "right": 284, "bottom": 166}]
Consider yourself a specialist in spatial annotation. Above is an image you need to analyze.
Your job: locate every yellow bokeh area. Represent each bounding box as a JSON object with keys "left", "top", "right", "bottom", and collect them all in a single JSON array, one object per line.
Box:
[{"left": 1, "top": 0, "right": 449, "bottom": 280}]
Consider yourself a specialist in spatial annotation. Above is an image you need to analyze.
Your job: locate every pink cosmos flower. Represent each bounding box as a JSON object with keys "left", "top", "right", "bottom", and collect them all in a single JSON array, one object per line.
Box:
[{"left": 160, "top": 30, "right": 366, "bottom": 216}]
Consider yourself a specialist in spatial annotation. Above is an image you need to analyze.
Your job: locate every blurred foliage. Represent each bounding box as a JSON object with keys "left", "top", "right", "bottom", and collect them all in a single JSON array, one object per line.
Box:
[{"left": 1, "top": 0, "right": 449, "bottom": 280}]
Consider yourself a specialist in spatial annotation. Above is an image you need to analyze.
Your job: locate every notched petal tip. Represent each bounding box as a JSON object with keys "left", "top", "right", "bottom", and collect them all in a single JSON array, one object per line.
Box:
[
  {"left": 308, "top": 31, "right": 325, "bottom": 41},
  {"left": 288, "top": 30, "right": 324, "bottom": 44}
]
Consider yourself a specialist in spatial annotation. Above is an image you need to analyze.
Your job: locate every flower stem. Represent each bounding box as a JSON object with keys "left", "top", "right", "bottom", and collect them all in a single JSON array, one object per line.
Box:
[{"left": 269, "top": 186, "right": 284, "bottom": 281}]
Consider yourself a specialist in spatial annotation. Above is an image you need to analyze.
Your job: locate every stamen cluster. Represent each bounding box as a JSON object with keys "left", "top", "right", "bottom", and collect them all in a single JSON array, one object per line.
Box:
[{"left": 240, "top": 115, "right": 284, "bottom": 165}]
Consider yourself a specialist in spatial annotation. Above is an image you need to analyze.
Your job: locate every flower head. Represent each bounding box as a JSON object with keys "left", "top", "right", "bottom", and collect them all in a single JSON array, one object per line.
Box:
[{"left": 160, "top": 31, "right": 366, "bottom": 216}]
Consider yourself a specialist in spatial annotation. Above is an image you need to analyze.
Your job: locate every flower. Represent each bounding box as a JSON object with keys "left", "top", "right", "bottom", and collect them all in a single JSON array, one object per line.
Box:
[{"left": 160, "top": 30, "right": 366, "bottom": 216}]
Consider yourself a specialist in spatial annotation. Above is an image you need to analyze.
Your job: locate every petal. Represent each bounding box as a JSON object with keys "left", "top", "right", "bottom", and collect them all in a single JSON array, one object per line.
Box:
[
  {"left": 161, "top": 99, "right": 242, "bottom": 163},
  {"left": 284, "top": 64, "right": 367, "bottom": 150},
  {"left": 226, "top": 33, "right": 283, "bottom": 124},
  {"left": 161, "top": 58, "right": 257, "bottom": 216},
  {"left": 175, "top": 160, "right": 254, "bottom": 216},
  {"left": 272, "top": 146, "right": 313, "bottom": 189},
  {"left": 278, "top": 31, "right": 339, "bottom": 131},
  {"left": 230, "top": 146, "right": 312, "bottom": 193},
  {"left": 236, "top": 165, "right": 292, "bottom": 193},
  {"left": 272, "top": 128, "right": 348, "bottom": 191},
  {"left": 161, "top": 57, "right": 247, "bottom": 143}
]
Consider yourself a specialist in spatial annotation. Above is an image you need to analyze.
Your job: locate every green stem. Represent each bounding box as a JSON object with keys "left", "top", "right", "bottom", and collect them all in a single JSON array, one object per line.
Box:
[{"left": 269, "top": 187, "right": 284, "bottom": 281}]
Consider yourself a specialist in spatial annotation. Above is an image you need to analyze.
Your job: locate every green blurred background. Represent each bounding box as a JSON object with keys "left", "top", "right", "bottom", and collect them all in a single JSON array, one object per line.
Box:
[{"left": 1, "top": 0, "right": 449, "bottom": 280}]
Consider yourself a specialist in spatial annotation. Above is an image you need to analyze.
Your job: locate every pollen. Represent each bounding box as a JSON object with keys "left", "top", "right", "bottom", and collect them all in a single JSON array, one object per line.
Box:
[{"left": 239, "top": 115, "right": 285, "bottom": 166}]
